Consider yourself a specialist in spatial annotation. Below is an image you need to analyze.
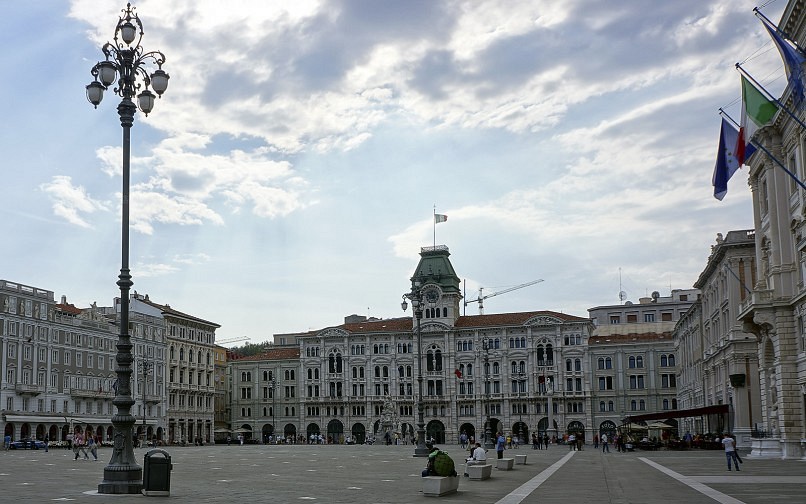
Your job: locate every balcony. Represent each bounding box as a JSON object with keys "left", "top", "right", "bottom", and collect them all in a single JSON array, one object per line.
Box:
[
  {"left": 69, "top": 387, "right": 109, "bottom": 398},
  {"left": 14, "top": 383, "right": 44, "bottom": 396}
]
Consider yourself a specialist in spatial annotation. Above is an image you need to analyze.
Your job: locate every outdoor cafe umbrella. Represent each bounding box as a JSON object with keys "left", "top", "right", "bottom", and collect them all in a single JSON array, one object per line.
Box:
[{"left": 646, "top": 422, "right": 673, "bottom": 429}]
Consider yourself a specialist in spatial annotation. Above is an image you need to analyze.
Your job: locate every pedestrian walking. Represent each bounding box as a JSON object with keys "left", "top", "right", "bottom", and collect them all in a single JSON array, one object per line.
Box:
[
  {"left": 568, "top": 433, "right": 576, "bottom": 450},
  {"left": 601, "top": 433, "right": 610, "bottom": 453},
  {"left": 722, "top": 433, "right": 740, "bottom": 471},
  {"left": 88, "top": 436, "right": 98, "bottom": 461},
  {"left": 44, "top": 434, "right": 49, "bottom": 453},
  {"left": 496, "top": 432, "right": 506, "bottom": 459}
]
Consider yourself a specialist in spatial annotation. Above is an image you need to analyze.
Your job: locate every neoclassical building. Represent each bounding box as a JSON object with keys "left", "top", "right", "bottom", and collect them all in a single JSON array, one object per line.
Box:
[
  {"left": 735, "top": 0, "right": 806, "bottom": 459},
  {"left": 681, "top": 231, "right": 761, "bottom": 450},
  {"left": 229, "top": 246, "right": 595, "bottom": 445},
  {"left": 588, "top": 289, "right": 696, "bottom": 437},
  {"left": 129, "top": 296, "right": 220, "bottom": 445},
  {"left": 1, "top": 280, "right": 124, "bottom": 443}
]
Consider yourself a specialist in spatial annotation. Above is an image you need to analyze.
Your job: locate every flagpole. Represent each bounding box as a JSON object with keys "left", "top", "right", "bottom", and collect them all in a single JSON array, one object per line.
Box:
[
  {"left": 720, "top": 108, "right": 806, "bottom": 191},
  {"left": 735, "top": 64, "right": 806, "bottom": 131},
  {"left": 754, "top": 7, "right": 806, "bottom": 54},
  {"left": 433, "top": 207, "right": 436, "bottom": 248}
]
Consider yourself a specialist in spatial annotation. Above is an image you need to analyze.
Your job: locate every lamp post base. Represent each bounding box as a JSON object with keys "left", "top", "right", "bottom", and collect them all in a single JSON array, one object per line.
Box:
[
  {"left": 413, "top": 446, "right": 430, "bottom": 457},
  {"left": 98, "top": 468, "right": 143, "bottom": 495}
]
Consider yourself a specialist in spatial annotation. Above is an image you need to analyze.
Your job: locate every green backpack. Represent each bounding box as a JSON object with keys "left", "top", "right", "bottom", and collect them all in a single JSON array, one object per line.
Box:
[{"left": 433, "top": 450, "right": 455, "bottom": 476}]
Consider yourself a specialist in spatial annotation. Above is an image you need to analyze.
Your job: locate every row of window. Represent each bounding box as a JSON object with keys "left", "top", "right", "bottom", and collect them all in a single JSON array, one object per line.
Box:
[
  {"left": 609, "top": 312, "right": 674, "bottom": 324},
  {"left": 596, "top": 354, "right": 676, "bottom": 370}
]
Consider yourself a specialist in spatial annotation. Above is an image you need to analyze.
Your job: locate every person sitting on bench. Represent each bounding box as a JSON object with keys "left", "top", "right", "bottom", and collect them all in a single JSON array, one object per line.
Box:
[{"left": 464, "top": 442, "right": 487, "bottom": 476}]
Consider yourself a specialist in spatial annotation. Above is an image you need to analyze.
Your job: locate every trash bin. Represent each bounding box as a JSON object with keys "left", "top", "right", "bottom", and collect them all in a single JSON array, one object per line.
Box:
[{"left": 142, "top": 449, "right": 172, "bottom": 496}]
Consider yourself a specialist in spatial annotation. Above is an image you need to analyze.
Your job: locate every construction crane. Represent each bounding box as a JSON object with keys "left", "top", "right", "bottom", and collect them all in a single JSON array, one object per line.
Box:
[
  {"left": 464, "top": 279, "right": 544, "bottom": 315},
  {"left": 215, "top": 336, "right": 250, "bottom": 345}
]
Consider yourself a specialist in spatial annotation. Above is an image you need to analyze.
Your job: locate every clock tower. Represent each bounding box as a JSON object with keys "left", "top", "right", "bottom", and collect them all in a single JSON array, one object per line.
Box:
[{"left": 409, "top": 245, "right": 462, "bottom": 328}]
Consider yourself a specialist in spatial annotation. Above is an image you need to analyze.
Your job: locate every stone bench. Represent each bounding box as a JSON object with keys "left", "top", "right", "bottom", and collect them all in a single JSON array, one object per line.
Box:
[
  {"left": 496, "top": 458, "right": 514, "bottom": 470},
  {"left": 467, "top": 464, "right": 493, "bottom": 480},
  {"left": 514, "top": 454, "right": 527, "bottom": 465},
  {"left": 422, "top": 476, "right": 460, "bottom": 496}
]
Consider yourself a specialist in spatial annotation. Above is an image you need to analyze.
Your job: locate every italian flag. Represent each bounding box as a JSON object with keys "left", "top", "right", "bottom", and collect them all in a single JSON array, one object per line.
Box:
[{"left": 736, "top": 75, "right": 778, "bottom": 165}]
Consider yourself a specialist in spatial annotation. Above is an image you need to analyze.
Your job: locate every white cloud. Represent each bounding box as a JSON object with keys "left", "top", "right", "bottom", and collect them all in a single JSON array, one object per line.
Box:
[{"left": 39, "top": 176, "right": 108, "bottom": 229}]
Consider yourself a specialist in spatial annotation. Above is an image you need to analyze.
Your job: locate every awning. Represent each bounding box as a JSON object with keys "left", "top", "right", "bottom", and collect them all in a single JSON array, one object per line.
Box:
[
  {"left": 3, "top": 415, "right": 112, "bottom": 424},
  {"left": 627, "top": 404, "right": 729, "bottom": 423}
]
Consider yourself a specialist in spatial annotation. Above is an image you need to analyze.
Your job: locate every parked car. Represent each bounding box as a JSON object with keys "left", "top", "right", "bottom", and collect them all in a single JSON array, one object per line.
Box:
[{"left": 9, "top": 438, "right": 46, "bottom": 450}]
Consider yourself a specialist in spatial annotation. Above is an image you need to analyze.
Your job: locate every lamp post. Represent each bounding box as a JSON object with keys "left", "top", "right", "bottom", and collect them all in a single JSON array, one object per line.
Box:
[
  {"left": 514, "top": 370, "right": 526, "bottom": 447},
  {"left": 401, "top": 279, "right": 428, "bottom": 457},
  {"left": 86, "top": 3, "right": 169, "bottom": 494},
  {"left": 270, "top": 377, "right": 277, "bottom": 443},
  {"left": 481, "top": 337, "right": 494, "bottom": 449},
  {"left": 139, "top": 358, "right": 153, "bottom": 447}
]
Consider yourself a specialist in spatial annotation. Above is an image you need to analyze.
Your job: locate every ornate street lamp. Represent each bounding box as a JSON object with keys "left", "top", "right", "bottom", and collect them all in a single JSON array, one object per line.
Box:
[
  {"left": 269, "top": 377, "right": 277, "bottom": 443},
  {"left": 402, "top": 279, "right": 429, "bottom": 457},
  {"left": 139, "top": 358, "right": 154, "bottom": 447},
  {"left": 482, "top": 337, "right": 494, "bottom": 449},
  {"left": 513, "top": 370, "right": 527, "bottom": 447},
  {"left": 86, "top": 3, "right": 169, "bottom": 494}
]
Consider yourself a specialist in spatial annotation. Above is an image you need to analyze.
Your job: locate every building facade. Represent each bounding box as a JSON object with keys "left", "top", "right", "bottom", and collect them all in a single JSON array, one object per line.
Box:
[
  {"left": 682, "top": 231, "right": 762, "bottom": 449},
  {"left": 1, "top": 280, "right": 118, "bottom": 443},
  {"left": 588, "top": 289, "right": 696, "bottom": 438},
  {"left": 735, "top": 0, "right": 806, "bottom": 459}
]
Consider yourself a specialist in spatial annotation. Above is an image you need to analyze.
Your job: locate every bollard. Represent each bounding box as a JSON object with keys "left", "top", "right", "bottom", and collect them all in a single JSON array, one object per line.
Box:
[{"left": 142, "top": 449, "right": 172, "bottom": 496}]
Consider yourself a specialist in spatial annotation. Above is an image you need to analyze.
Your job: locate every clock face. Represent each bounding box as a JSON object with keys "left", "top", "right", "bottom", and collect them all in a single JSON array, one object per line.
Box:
[{"left": 423, "top": 286, "right": 441, "bottom": 304}]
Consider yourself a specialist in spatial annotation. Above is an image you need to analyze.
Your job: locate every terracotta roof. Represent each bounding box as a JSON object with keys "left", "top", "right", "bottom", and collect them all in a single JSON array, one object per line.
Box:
[
  {"left": 454, "top": 310, "right": 589, "bottom": 328},
  {"left": 340, "top": 317, "right": 413, "bottom": 333},
  {"left": 589, "top": 332, "right": 673, "bottom": 345},
  {"left": 233, "top": 347, "right": 300, "bottom": 361},
  {"left": 56, "top": 303, "right": 82, "bottom": 315},
  {"left": 137, "top": 297, "right": 220, "bottom": 328}
]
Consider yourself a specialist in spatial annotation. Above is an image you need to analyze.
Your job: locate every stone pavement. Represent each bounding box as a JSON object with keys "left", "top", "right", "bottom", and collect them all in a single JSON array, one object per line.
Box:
[{"left": 0, "top": 443, "right": 804, "bottom": 503}]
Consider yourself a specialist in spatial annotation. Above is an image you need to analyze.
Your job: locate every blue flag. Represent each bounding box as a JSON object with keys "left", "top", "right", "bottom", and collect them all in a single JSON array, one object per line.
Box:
[
  {"left": 760, "top": 17, "right": 806, "bottom": 108},
  {"left": 713, "top": 118, "right": 755, "bottom": 200}
]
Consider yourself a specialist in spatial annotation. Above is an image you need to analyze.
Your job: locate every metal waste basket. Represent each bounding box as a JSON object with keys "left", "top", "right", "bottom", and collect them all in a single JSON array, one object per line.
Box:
[{"left": 142, "top": 449, "right": 172, "bottom": 496}]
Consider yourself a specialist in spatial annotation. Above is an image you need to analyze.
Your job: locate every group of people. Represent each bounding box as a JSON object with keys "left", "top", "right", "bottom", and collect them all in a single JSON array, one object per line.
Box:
[
  {"left": 72, "top": 432, "right": 99, "bottom": 461},
  {"left": 530, "top": 433, "right": 551, "bottom": 449}
]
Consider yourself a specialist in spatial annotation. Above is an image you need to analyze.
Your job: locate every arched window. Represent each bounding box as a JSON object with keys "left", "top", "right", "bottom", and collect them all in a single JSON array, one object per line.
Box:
[
  {"left": 668, "top": 354, "right": 676, "bottom": 366},
  {"left": 179, "top": 348, "right": 184, "bottom": 361},
  {"left": 629, "top": 356, "right": 636, "bottom": 368},
  {"left": 574, "top": 359, "right": 581, "bottom": 371},
  {"left": 630, "top": 400, "right": 637, "bottom": 411},
  {"left": 307, "top": 369, "right": 312, "bottom": 380},
  {"left": 639, "top": 399, "right": 646, "bottom": 410},
  {"left": 511, "top": 361, "right": 518, "bottom": 374},
  {"left": 170, "top": 346, "right": 175, "bottom": 359},
  {"left": 605, "top": 357, "right": 612, "bottom": 369},
  {"left": 608, "top": 401, "right": 614, "bottom": 411},
  {"left": 382, "top": 366, "right": 389, "bottom": 378},
  {"left": 435, "top": 349, "right": 442, "bottom": 371},
  {"left": 537, "top": 347, "right": 545, "bottom": 365},
  {"left": 660, "top": 354, "right": 668, "bottom": 367},
  {"left": 598, "top": 357, "right": 604, "bottom": 370},
  {"left": 636, "top": 356, "right": 644, "bottom": 368},
  {"left": 398, "top": 366, "right": 404, "bottom": 378},
  {"left": 492, "top": 361, "right": 500, "bottom": 375},
  {"left": 374, "top": 366, "right": 381, "bottom": 378},
  {"left": 546, "top": 344, "right": 553, "bottom": 364},
  {"left": 599, "top": 401, "right": 606, "bottom": 412},
  {"left": 565, "top": 359, "right": 572, "bottom": 372},
  {"left": 663, "top": 399, "right": 669, "bottom": 410},
  {"left": 519, "top": 361, "right": 525, "bottom": 373},
  {"left": 467, "top": 363, "right": 473, "bottom": 377}
]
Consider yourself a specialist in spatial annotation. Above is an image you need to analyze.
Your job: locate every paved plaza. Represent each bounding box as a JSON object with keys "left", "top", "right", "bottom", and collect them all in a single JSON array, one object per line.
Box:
[{"left": 1, "top": 443, "right": 804, "bottom": 503}]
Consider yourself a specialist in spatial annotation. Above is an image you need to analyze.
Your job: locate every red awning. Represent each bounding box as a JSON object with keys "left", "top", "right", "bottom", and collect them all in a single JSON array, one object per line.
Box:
[{"left": 626, "top": 404, "right": 729, "bottom": 423}]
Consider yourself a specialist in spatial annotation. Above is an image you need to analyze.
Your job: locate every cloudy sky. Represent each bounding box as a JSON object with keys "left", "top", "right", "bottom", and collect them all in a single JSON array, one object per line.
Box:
[{"left": 0, "top": 0, "right": 790, "bottom": 343}]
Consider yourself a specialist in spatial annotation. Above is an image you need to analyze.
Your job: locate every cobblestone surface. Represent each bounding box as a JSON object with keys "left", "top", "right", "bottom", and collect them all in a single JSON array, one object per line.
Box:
[{"left": 1, "top": 444, "right": 804, "bottom": 503}]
